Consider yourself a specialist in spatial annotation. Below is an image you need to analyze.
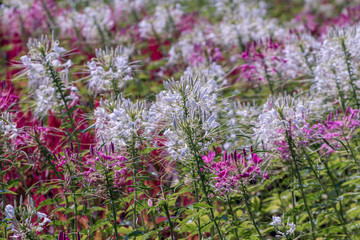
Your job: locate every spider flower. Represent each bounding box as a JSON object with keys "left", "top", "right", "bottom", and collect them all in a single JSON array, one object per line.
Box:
[
  {"left": 304, "top": 107, "right": 360, "bottom": 154},
  {"left": 94, "top": 95, "right": 147, "bottom": 151},
  {"left": 86, "top": 46, "right": 135, "bottom": 94},
  {"left": 4, "top": 196, "right": 51, "bottom": 239},
  {"left": 203, "top": 147, "right": 269, "bottom": 194},
  {"left": 270, "top": 214, "right": 296, "bottom": 238}
]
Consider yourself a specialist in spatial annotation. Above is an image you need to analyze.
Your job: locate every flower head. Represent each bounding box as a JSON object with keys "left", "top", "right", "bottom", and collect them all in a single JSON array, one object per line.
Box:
[
  {"left": 87, "top": 46, "right": 135, "bottom": 94},
  {"left": 204, "top": 147, "right": 269, "bottom": 194}
]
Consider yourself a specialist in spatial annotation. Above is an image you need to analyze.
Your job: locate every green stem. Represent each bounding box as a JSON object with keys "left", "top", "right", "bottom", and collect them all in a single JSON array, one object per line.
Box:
[
  {"left": 290, "top": 166, "right": 297, "bottom": 226},
  {"left": 35, "top": 134, "right": 71, "bottom": 233},
  {"left": 48, "top": 65, "right": 82, "bottom": 162},
  {"left": 104, "top": 169, "right": 120, "bottom": 239},
  {"left": 193, "top": 150, "right": 224, "bottom": 240},
  {"left": 72, "top": 189, "right": 78, "bottom": 240},
  {"left": 163, "top": 202, "right": 175, "bottom": 240},
  {"left": 303, "top": 149, "right": 351, "bottom": 239},
  {"left": 262, "top": 59, "right": 274, "bottom": 95},
  {"left": 112, "top": 77, "right": 119, "bottom": 98},
  {"left": 341, "top": 39, "right": 359, "bottom": 109},
  {"left": 64, "top": 163, "right": 78, "bottom": 240},
  {"left": 344, "top": 138, "right": 359, "bottom": 165},
  {"left": 299, "top": 43, "right": 314, "bottom": 75},
  {"left": 192, "top": 168, "right": 202, "bottom": 240},
  {"left": 0, "top": 160, "right": 7, "bottom": 238},
  {"left": 334, "top": 76, "right": 347, "bottom": 113},
  {"left": 226, "top": 195, "right": 240, "bottom": 240},
  {"left": 130, "top": 138, "right": 138, "bottom": 240},
  {"left": 285, "top": 130, "right": 316, "bottom": 240},
  {"left": 240, "top": 184, "right": 264, "bottom": 240}
]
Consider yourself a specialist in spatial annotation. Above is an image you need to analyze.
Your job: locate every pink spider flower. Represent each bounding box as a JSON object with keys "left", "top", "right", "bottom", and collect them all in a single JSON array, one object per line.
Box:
[
  {"left": 203, "top": 147, "right": 269, "bottom": 194},
  {"left": 83, "top": 144, "right": 133, "bottom": 193},
  {"left": 304, "top": 107, "right": 359, "bottom": 154}
]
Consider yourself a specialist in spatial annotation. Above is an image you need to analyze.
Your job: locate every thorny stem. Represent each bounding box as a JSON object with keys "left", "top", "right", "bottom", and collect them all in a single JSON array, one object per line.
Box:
[{"left": 240, "top": 184, "right": 264, "bottom": 240}]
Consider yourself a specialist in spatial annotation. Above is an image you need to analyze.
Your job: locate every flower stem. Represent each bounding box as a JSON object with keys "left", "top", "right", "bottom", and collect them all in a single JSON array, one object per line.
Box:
[
  {"left": 163, "top": 202, "right": 175, "bottom": 240},
  {"left": 303, "top": 149, "right": 351, "bottom": 239},
  {"left": 48, "top": 65, "right": 82, "bottom": 163},
  {"left": 0, "top": 160, "right": 7, "bottom": 239},
  {"left": 290, "top": 166, "right": 297, "bottom": 226},
  {"left": 104, "top": 169, "right": 120, "bottom": 239},
  {"left": 240, "top": 184, "right": 264, "bottom": 240},
  {"left": 285, "top": 130, "right": 316, "bottom": 240},
  {"left": 129, "top": 138, "right": 138, "bottom": 239},
  {"left": 226, "top": 195, "right": 240, "bottom": 240},
  {"left": 341, "top": 39, "right": 359, "bottom": 109},
  {"left": 192, "top": 168, "right": 202, "bottom": 240}
]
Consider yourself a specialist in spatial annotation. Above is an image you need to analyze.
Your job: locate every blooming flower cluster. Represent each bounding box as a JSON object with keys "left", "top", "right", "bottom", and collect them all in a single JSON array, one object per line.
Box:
[
  {"left": 138, "top": 3, "right": 183, "bottom": 39},
  {"left": 19, "top": 35, "right": 76, "bottom": 116},
  {"left": 304, "top": 107, "right": 360, "bottom": 154},
  {"left": 2, "top": 0, "right": 360, "bottom": 239},
  {"left": 148, "top": 73, "right": 221, "bottom": 160},
  {"left": 86, "top": 46, "right": 134, "bottom": 94},
  {"left": 270, "top": 214, "right": 296, "bottom": 238},
  {"left": 4, "top": 196, "right": 51, "bottom": 239},
  {"left": 84, "top": 148, "right": 132, "bottom": 192},
  {"left": 57, "top": 2, "right": 114, "bottom": 43},
  {"left": 313, "top": 27, "right": 360, "bottom": 104},
  {"left": 95, "top": 96, "right": 147, "bottom": 151},
  {"left": 203, "top": 147, "right": 269, "bottom": 194}
]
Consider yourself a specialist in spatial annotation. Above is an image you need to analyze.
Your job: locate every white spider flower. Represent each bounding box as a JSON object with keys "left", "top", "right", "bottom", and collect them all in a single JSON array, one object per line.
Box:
[
  {"left": 18, "top": 35, "right": 71, "bottom": 90},
  {"left": 138, "top": 3, "right": 183, "bottom": 39},
  {"left": 86, "top": 46, "right": 135, "bottom": 95},
  {"left": 281, "top": 32, "right": 321, "bottom": 78},
  {"left": 94, "top": 95, "right": 148, "bottom": 151},
  {"left": 0, "top": 112, "right": 18, "bottom": 141},
  {"left": 270, "top": 214, "right": 296, "bottom": 238},
  {"left": 114, "top": 0, "right": 145, "bottom": 15},
  {"left": 147, "top": 73, "right": 221, "bottom": 161},
  {"left": 5, "top": 205, "right": 15, "bottom": 219},
  {"left": 17, "top": 35, "right": 76, "bottom": 116},
  {"left": 313, "top": 27, "right": 360, "bottom": 104},
  {"left": 213, "top": 1, "right": 284, "bottom": 46},
  {"left": 57, "top": 3, "right": 114, "bottom": 43},
  {"left": 4, "top": 196, "right": 52, "bottom": 239},
  {"left": 253, "top": 94, "right": 313, "bottom": 152},
  {"left": 221, "top": 99, "right": 261, "bottom": 150},
  {"left": 167, "top": 23, "right": 216, "bottom": 65}
]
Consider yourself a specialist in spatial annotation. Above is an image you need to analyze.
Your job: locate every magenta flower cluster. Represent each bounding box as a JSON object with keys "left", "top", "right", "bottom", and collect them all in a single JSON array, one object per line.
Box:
[{"left": 202, "top": 147, "right": 269, "bottom": 193}]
